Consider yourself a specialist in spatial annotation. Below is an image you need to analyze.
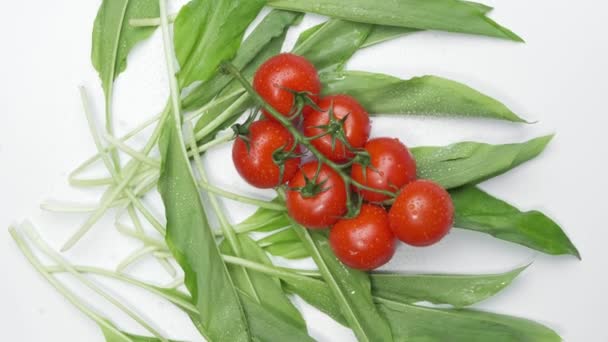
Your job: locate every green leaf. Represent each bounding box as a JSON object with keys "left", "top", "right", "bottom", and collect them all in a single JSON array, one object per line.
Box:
[
  {"left": 412, "top": 135, "right": 553, "bottom": 189},
  {"left": 237, "top": 290, "right": 315, "bottom": 342},
  {"left": 266, "top": 242, "right": 311, "bottom": 260},
  {"left": 257, "top": 227, "right": 299, "bottom": 247},
  {"left": 293, "top": 227, "right": 394, "bottom": 342},
  {"left": 92, "top": 0, "right": 159, "bottom": 96},
  {"left": 192, "top": 32, "right": 285, "bottom": 142},
  {"left": 174, "top": 0, "right": 265, "bottom": 88},
  {"left": 183, "top": 10, "right": 301, "bottom": 111},
  {"left": 371, "top": 266, "right": 526, "bottom": 308},
  {"left": 158, "top": 112, "right": 250, "bottom": 342},
  {"left": 378, "top": 298, "right": 561, "bottom": 341},
  {"left": 235, "top": 203, "right": 291, "bottom": 233},
  {"left": 452, "top": 186, "right": 580, "bottom": 258},
  {"left": 268, "top": 0, "right": 522, "bottom": 41},
  {"left": 283, "top": 276, "right": 349, "bottom": 326},
  {"left": 221, "top": 235, "right": 306, "bottom": 330},
  {"left": 361, "top": 26, "right": 420, "bottom": 48},
  {"left": 293, "top": 19, "right": 373, "bottom": 72},
  {"left": 321, "top": 71, "right": 527, "bottom": 122}
]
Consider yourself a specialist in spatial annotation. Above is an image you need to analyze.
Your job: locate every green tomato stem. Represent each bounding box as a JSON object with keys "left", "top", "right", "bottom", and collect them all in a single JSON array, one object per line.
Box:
[{"left": 223, "top": 62, "right": 397, "bottom": 200}]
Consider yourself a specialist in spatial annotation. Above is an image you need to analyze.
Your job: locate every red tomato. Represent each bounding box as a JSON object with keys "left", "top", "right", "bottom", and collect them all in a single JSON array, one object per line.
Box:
[
  {"left": 303, "top": 95, "right": 371, "bottom": 163},
  {"left": 253, "top": 53, "right": 321, "bottom": 120},
  {"left": 232, "top": 120, "right": 301, "bottom": 189},
  {"left": 389, "top": 180, "right": 454, "bottom": 246},
  {"left": 329, "top": 204, "right": 396, "bottom": 270},
  {"left": 351, "top": 137, "right": 417, "bottom": 203},
  {"left": 286, "top": 162, "right": 347, "bottom": 229}
]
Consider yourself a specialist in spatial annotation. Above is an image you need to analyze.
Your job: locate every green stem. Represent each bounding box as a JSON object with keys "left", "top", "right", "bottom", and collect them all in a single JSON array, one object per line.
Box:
[
  {"left": 61, "top": 94, "right": 169, "bottom": 251},
  {"left": 44, "top": 265, "right": 197, "bottom": 315},
  {"left": 223, "top": 62, "right": 397, "bottom": 200},
  {"left": 9, "top": 227, "right": 145, "bottom": 341},
  {"left": 197, "top": 181, "right": 286, "bottom": 211},
  {"left": 20, "top": 222, "right": 168, "bottom": 341},
  {"left": 103, "top": 131, "right": 161, "bottom": 168},
  {"left": 187, "top": 132, "right": 234, "bottom": 156},
  {"left": 194, "top": 92, "right": 250, "bottom": 141},
  {"left": 129, "top": 13, "right": 177, "bottom": 27}
]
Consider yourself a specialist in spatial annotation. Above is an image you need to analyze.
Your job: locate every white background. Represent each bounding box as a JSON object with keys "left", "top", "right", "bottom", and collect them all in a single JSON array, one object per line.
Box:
[{"left": 1, "top": 0, "right": 607, "bottom": 341}]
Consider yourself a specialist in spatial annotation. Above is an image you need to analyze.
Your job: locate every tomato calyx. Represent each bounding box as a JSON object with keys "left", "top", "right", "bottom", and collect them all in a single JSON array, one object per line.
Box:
[
  {"left": 231, "top": 110, "right": 258, "bottom": 150},
  {"left": 272, "top": 143, "right": 303, "bottom": 186},
  {"left": 289, "top": 164, "right": 331, "bottom": 198},
  {"left": 279, "top": 86, "right": 322, "bottom": 120}
]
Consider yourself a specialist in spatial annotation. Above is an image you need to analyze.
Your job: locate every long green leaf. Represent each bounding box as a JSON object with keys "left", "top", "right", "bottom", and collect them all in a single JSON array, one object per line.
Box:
[
  {"left": 221, "top": 235, "right": 306, "bottom": 330},
  {"left": 192, "top": 32, "right": 286, "bottom": 140},
  {"left": 183, "top": 10, "right": 301, "bottom": 111},
  {"left": 378, "top": 298, "right": 560, "bottom": 341},
  {"left": 235, "top": 205, "right": 291, "bottom": 233},
  {"left": 102, "top": 328, "right": 181, "bottom": 342},
  {"left": 268, "top": 0, "right": 522, "bottom": 41},
  {"left": 412, "top": 135, "right": 553, "bottom": 189},
  {"left": 371, "top": 266, "right": 526, "bottom": 308},
  {"left": 158, "top": 113, "right": 250, "bottom": 342},
  {"left": 237, "top": 291, "right": 314, "bottom": 342},
  {"left": 91, "top": 0, "right": 159, "bottom": 165},
  {"left": 293, "top": 227, "right": 394, "bottom": 342},
  {"left": 174, "top": 0, "right": 265, "bottom": 87},
  {"left": 321, "top": 71, "right": 527, "bottom": 122},
  {"left": 92, "top": 0, "right": 159, "bottom": 95},
  {"left": 293, "top": 19, "right": 373, "bottom": 72},
  {"left": 360, "top": 2, "right": 493, "bottom": 47},
  {"left": 452, "top": 186, "right": 580, "bottom": 258}
]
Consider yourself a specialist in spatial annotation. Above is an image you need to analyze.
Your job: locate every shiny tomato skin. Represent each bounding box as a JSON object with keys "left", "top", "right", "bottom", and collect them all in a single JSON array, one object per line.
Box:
[
  {"left": 303, "top": 95, "right": 371, "bottom": 163},
  {"left": 351, "top": 137, "right": 417, "bottom": 203},
  {"left": 232, "top": 120, "right": 301, "bottom": 189},
  {"left": 253, "top": 53, "right": 321, "bottom": 120},
  {"left": 286, "top": 162, "right": 347, "bottom": 229},
  {"left": 329, "top": 204, "right": 396, "bottom": 270},
  {"left": 389, "top": 180, "right": 454, "bottom": 247}
]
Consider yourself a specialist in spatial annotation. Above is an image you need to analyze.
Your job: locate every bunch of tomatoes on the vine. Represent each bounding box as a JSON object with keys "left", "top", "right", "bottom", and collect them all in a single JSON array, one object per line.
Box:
[{"left": 232, "top": 53, "right": 455, "bottom": 270}]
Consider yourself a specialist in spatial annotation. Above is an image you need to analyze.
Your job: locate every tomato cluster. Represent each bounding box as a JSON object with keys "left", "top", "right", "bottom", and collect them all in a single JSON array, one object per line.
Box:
[{"left": 232, "top": 53, "right": 455, "bottom": 270}]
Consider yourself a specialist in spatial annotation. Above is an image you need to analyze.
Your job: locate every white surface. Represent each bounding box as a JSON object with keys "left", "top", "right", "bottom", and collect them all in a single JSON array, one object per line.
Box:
[{"left": 1, "top": 0, "right": 607, "bottom": 341}]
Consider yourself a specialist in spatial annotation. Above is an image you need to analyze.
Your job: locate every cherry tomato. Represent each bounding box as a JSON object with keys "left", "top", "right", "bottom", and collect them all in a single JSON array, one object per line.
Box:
[
  {"left": 232, "top": 120, "right": 301, "bottom": 189},
  {"left": 329, "top": 204, "right": 396, "bottom": 270},
  {"left": 389, "top": 180, "right": 454, "bottom": 247},
  {"left": 253, "top": 53, "right": 321, "bottom": 120},
  {"left": 351, "top": 137, "right": 417, "bottom": 203},
  {"left": 286, "top": 162, "right": 347, "bottom": 229},
  {"left": 303, "top": 95, "right": 371, "bottom": 163}
]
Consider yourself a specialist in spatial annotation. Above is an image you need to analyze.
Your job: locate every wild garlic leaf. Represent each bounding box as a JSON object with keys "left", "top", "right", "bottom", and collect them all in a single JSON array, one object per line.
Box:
[
  {"left": 283, "top": 276, "right": 349, "bottom": 326},
  {"left": 452, "top": 186, "right": 580, "bottom": 258},
  {"left": 237, "top": 290, "right": 314, "bottom": 342},
  {"left": 321, "top": 71, "right": 527, "bottom": 122},
  {"left": 92, "top": 0, "right": 159, "bottom": 95},
  {"left": 220, "top": 235, "right": 307, "bottom": 330},
  {"left": 235, "top": 203, "right": 291, "bottom": 234},
  {"left": 158, "top": 113, "right": 250, "bottom": 342},
  {"left": 293, "top": 227, "right": 394, "bottom": 342},
  {"left": 293, "top": 19, "right": 373, "bottom": 73},
  {"left": 268, "top": 0, "right": 522, "bottom": 41},
  {"left": 192, "top": 31, "right": 286, "bottom": 142},
  {"left": 174, "top": 0, "right": 265, "bottom": 88},
  {"left": 183, "top": 10, "right": 301, "bottom": 111},
  {"left": 371, "top": 266, "right": 527, "bottom": 308},
  {"left": 266, "top": 242, "right": 311, "bottom": 259},
  {"left": 412, "top": 135, "right": 553, "bottom": 189},
  {"left": 378, "top": 298, "right": 561, "bottom": 341}
]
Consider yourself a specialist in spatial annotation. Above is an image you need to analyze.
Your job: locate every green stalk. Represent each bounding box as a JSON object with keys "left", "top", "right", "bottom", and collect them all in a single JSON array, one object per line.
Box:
[
  {"left": 9, "top": 227, "right": 142, "bottom": 340},
  {"left": 197, "top": 181, "right": 286, "bottom": 211},
  {"left": 18, "top": 222, "right": 168, "bottom": 341},
  {"left": 45, "top": 265, "right": 197, "bottom": 315}
]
